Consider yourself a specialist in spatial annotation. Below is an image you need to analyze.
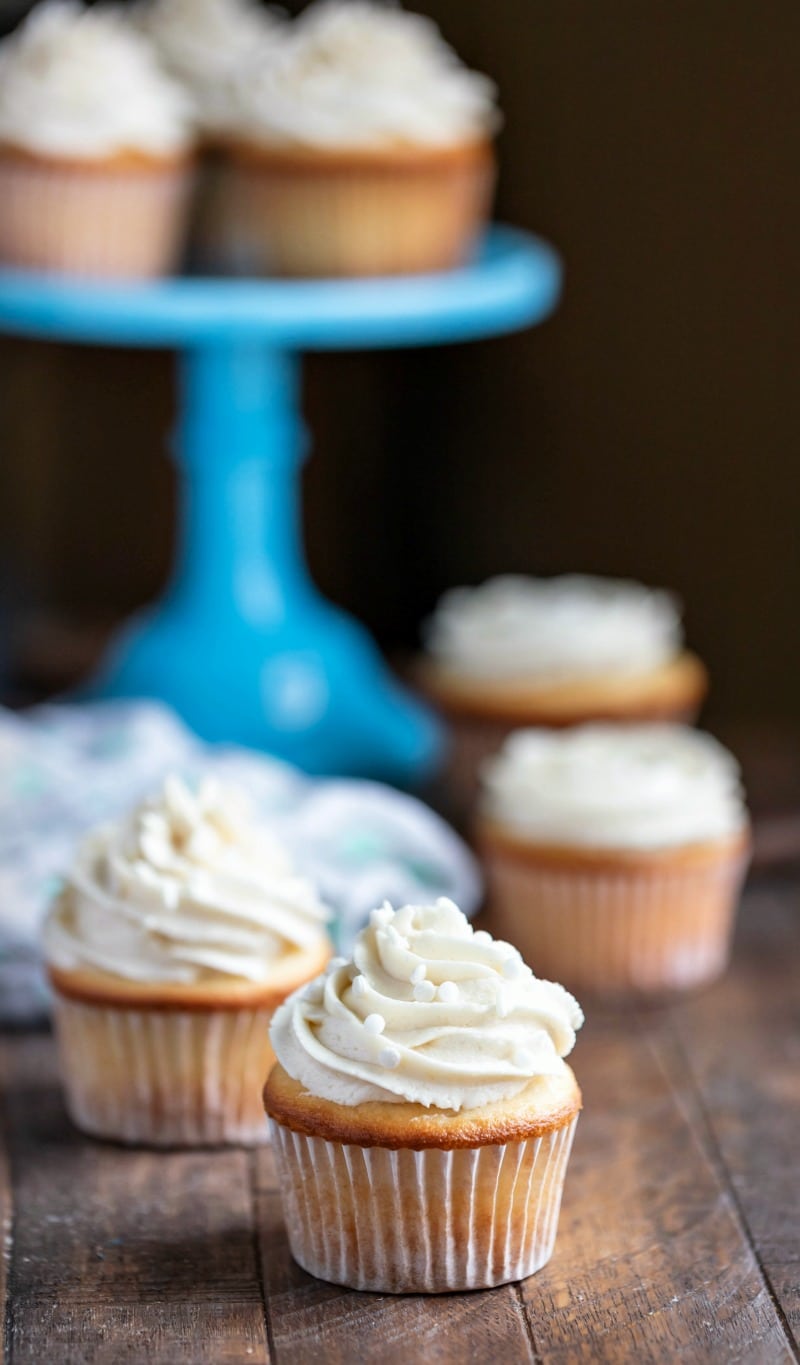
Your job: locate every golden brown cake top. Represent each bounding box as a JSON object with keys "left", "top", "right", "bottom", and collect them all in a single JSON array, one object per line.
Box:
[{"left": 264, "top": 1060, "right": 581, "bottom": 1149}]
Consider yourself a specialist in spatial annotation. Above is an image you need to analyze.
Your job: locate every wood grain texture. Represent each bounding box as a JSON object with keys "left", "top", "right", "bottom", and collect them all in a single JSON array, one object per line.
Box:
[
  {"left": 517, "top": 1014, "right": 792, "bottom": 1364},
  {"left": 668, "top": 885, "right": 800, "bottom": 1343},
  {"left": 1, "top": 878, "right": 798, "bottom": 1364},
  {"left": 1, "top": 1034, "right": 270, "bottom": 1365}
]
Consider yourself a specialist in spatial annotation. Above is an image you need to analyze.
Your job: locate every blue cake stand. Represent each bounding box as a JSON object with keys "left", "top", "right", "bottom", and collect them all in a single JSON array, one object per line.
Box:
[{"left": 0, "top": 226, "right": 561, "bottom": 783}]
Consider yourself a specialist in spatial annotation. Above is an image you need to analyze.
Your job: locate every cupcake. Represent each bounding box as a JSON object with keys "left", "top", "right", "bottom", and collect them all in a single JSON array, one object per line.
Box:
[
  {"left": 0, "top": 1, "right": 194, "bottom": 279},
  {"left": 43, "top": 775, "right": 332, "bottom": 1146},
  {"left": 417, "top": 574, "right": 709, "bottom": 802},
  {"left": 478, "top": 725, "right": 751, "bottom": 996},
  {"left": 264, "top": 897, "right": 583, "bottom": 1293},
  {"left": 219, "top": 0, "right": 499, "bottom": 277}
]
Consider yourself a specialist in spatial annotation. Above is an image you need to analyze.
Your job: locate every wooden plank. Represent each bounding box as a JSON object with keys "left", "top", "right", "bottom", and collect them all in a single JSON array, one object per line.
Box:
[
  {"left": 0, "top": 1042, "right": 12, "bottom": 1365},
  {"left": 518, "top": 1013, "right": 792, "bottom": 1363},
  {"left": 253, "top": 1144, "right": 536, "bottom": 1365},
  {"left": 2, "top": 1033, "right": 270, "bottom": 1365},
  {"left": 1, "top": 876, "right": 797, "bottom": 1363},
  {"left": 667, "top": 883, "right": 800, "bottom": 1344}
]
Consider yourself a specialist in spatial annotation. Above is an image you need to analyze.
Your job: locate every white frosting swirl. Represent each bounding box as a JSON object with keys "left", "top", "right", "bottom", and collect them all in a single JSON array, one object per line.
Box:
[
  {"left": 230, "top": 0, "right": 499, "bottom": 150},
  {"left": 0, "top": 1, "right": 192, "bottom": 159},
  {"left": 43, "top": 776, "right": 331, "bottom": 984},
  {"left": 482, "top": 724, "right": 748, "bottom": 850},
  {"left": 270, "top": 898, "right": 583, "bottom": 1111},
  {"left": 424, "top": 574, "right": 684, "bottom": 682},
  {"left": 137, "top": 0, "right": 287, "bottom": 134}
]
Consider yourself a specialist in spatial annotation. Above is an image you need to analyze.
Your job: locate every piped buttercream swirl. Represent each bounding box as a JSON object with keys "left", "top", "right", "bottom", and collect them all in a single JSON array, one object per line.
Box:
[
  {"left": 270, "top": 897, "right": 583, "bottom": 1111},
  {"left": 229, "top": 0, "right": 499, "bottom": 150},
  {"left": 43, "top": 776, "right": 331, "bottom": 984},
  {"left": 424, "top": 574, "right": 683, "bottom": 682},
  {"left": 482, "top": 724, "right": 748, "bottom": 850},
  {"left": 0, "top": 1, "right": 192, "bottom": 159}
]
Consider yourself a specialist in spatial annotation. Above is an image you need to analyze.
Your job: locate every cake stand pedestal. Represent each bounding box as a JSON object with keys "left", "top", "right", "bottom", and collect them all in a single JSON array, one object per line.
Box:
[{"left": 0, "top": 226, "right": 561, "bottom": 782}]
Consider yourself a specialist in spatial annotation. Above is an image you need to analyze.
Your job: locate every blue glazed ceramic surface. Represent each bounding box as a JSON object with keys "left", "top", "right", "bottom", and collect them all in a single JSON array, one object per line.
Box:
[{"left": 0, "top": 229, "right": 561, "bottom": 780}]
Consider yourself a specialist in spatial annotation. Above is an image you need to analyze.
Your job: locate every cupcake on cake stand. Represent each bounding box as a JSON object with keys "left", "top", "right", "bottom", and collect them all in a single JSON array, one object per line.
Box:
[{"left": 0, "top": 227, "right": 561, "bottom": 782}]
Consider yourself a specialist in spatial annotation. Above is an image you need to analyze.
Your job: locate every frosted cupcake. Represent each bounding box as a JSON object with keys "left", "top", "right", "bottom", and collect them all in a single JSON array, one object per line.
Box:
[
  {"left": 264, "top": 897, "right": 583, "bottom": 1293},
  {"left": 418, "top": 574, "right": 708, "bottom": 800},
  {"left": 0, "top": 1, "right": 194, "bottom": 279},
  {"left": 221, "top": 0, "right": 499, "bottom": 276},
  {"left": 479, "top": 725, "right": 751, "bottom": 996},
  {"left": 44, "top": 776, "right": 332, "bottom": 1146}
]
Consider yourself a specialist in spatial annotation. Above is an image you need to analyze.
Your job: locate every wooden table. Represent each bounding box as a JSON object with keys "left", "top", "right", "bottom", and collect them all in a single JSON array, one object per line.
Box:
[{"left": 1, "top": 874, "right": 798, "bottom": 1365}]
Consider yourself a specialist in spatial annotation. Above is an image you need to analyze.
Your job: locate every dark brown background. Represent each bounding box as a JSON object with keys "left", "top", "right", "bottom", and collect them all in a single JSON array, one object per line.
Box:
[{"left": 2, "top": 0, "right": 800, "bottom": 720}]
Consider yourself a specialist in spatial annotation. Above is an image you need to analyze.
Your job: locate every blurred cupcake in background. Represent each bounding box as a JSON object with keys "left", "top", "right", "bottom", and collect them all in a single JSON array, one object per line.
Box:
[
  {"left": 219, "top": 0, "right": 500, "bottom": 276},
  {"left": 44, "top": 775, "right": 332, "bottom": 1145},
  {"left": 417, "top": 574, "right": 708, "bottom": 802},
  {"left": 0, "top": 1, "right": 194, "bottom": 279},
  {"left": 478, "top": 724, "right": 751, "bottom": 997}
]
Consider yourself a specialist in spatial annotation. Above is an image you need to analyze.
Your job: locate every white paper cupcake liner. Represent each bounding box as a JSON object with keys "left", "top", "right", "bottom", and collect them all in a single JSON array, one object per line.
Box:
[
  {"left": 0, "top": 153, "right": 191, "bottom": 279},
  {"left": 52, "top": 995, "right": 274, "bottom": 1146},
  {"left": 485, "top": 845, "right": 750, "bottom": 995},
  {"left": 268, "top": 1115, "right": 578, "bottom": 1293}
]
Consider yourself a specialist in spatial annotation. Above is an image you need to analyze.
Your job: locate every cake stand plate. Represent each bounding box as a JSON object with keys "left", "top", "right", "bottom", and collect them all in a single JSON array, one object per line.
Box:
[{"left": 0, "top": 227, "right": 561, "bottom": 782}]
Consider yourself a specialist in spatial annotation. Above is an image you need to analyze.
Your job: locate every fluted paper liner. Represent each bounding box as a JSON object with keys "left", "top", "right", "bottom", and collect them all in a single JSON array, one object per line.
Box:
[
  {"left": 213, "top": 140, "right": 494, "bottom": 277},
  {"left": 484, "top": 838, "right": 750, "bottom": 996},
  {"left": 52, "top": 995, "right": 275, "bottom": 1146},
  {"left": 0, "top": 150, "right": 191, "bottom": 279},
  {"left": 268, "top": 1115, "right": 578, "bottom": 1293}
]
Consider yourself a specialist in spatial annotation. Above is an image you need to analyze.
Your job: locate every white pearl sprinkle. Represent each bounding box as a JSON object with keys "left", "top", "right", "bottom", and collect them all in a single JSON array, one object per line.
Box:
[
  {"left": 513, "top": 1047, "right": 535, "bottom": 1070},
  {"left": 502, "top": 955, "right": 522, "bottom": 980},
  {"left": 351, "top": 974, "right": 368, "bottom": 998},
  {"left": 379, "top": 1046, "right": 401, "bottom": 1069},
  {"left": 413, "top": 980, "right": 436, "bottom": 1003},
  {"left": 364, "top": 1013, "right": 386, "bottom": 1035},
  {"left": 411, "top": 964, "right": 427, "bottom": 985},
  {"left": 438, "top": 981, "right": 459, "bottom": 1004},
  {"left": 473, "top": 930, "right": 492, "bottom": 945}
]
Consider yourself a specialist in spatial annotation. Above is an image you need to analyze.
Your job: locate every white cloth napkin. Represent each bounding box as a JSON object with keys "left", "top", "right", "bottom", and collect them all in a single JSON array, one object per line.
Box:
[{"left": 0, "top": 700, "right": 481, "bottom": 1022}]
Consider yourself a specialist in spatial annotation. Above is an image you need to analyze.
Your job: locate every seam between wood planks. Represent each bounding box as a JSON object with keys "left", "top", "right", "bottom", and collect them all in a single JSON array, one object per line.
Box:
[
  {"left": 514, "top": 1281, "right": 542, "bottom": 1364},
  {"left": 0, "top": 1042, "right": 14, "bottom": 1365},
  {"left": 249, "top": 1148, "right": 276, "bottom": 1365},
  {"left": 645, "top": 1015, "right": 800, "bottom": 1364}
]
